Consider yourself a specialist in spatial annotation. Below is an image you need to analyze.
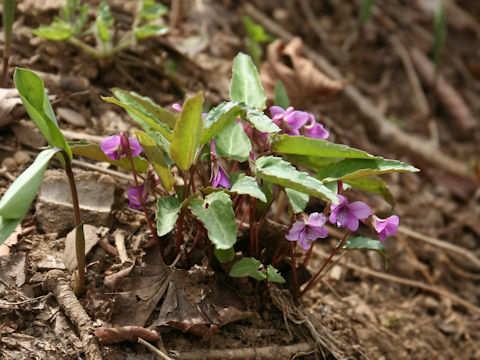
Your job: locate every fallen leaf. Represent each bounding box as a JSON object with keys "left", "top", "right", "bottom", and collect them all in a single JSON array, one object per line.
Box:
[
  {"left": 0, "top": 224, "right": 21, "bottom": 257},
  {"left": 260, "top": 37, "right": 346, "bottom": 108}
]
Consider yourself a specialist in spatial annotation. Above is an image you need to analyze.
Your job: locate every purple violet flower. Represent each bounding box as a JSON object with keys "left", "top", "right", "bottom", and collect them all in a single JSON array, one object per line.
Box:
[
  {"left": 126, "top": 185, "right": 148, "bottom": 210},
  {"left": 372, "top": 215, "right": 399, "bottom": 241},
  {"left": 100, "top": 133, "right": 142, "bottom": 161},
  {"left": 285, "top": 212, "right": 329, "bottom": 250},
  {"left": 210, "top": 139, "right": 230, "bottom": 189},
  {"left": 303, "top": 114, "right": 329, "bottom": 139},
  {"left": 329, "top": 194, "right": 371, "bottom": 231}
]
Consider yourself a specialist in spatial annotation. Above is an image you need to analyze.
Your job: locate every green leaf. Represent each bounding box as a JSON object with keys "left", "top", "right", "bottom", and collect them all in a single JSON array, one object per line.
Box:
[
  {"left": 201, "top": 101, "right": 241, "bottom": 144},
  {"left": 156, "top": 196, "right": 181, "bottom": 237},
  {"left": 32, "top": 18, "right": 73, "bottom": 40},
  {"left": 14, "top": 68, "right": 72, "bottom": 162},
  {"left": 134, "top": 24, "right": 168, "bottom": 40},
  {"left": 214, "top": 122, "right": 252, "bottom": 162},
  {"left": 70, "top": 143, "right": 150, "bottom": 173},
  {"left": 103, "top": 91, "right": 173, "bottom": 146},
  {"left": 73, "top": 4, "right": 90, "bottom": 34},
  {"left": 274, "top": 81, "right": 290, "bottom": 109},
  {"left": 0, "top": 148, "right": 61, "bottom": 244},
  {"left": 271, "top": 135, "right": 375, "bottom": 159},
  {"left": 96, "top": 2, "right": 114, "bottom": 42},
  {"left": 230, "top": 53, "right": 266, "bottom": 109},
  {"left": 135, "top": 130, "right": 175, "bottom": 191},
  {"left": 121, "top": 90, "right": 176, "bottom": 129},
  {"left": 230, "top": 174, "right": 267, "bottom": 202},
  {"left": 286, "top": 154, "right": 340, "bottom": 173},
  {"left": 316, "top": 158, "right": 419, "bottom": 183},
  {"left": 229, "top": 257, "right": 265, "bottom": 281},
  {"left": 344, "top": 236, "right": 387, "bottom": 268},
  {"left": 285, "top": 188, "right": 309, "bottom": 214},
  {"left": 189, "top": 191, "right": 237, "bottom": 250},
  {"left": 214, "top": 247, "right": 235, "bottom": 263},
  {"left": 359, "top": 0, "right": 375, "bottom": 26},
  {"left": 266, "top": 265, "right": 286, "bottom": 283},
  {"left": 169, "top": 92, "right": 204, "bottom": 170},
  {"left": 433, "top": 1, "right": 446, "bottom": 73},
  {"left": 345, "top": 176, "right": 396, "bottom": 207},
  {"left": 254, "top": 156, "right": 338, "bottom": 204},
  {"left": 238, "top": 104, "right": 280, "bottom": 133},
  {"left": 138, "top": 0, "right": 168, "bottom": 21},
  {"left": 241, "top": 15, "right": 274, "bottom": 43}
]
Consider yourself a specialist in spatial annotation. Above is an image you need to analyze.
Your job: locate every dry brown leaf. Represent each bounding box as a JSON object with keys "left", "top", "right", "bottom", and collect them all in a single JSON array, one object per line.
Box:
[
  {"left": 0, "top": 224, "right": 21, "bottom": 257},
  {"left": 260, "top": 37, "right": 346, "bottom": 108},
  {"left": 0, "top": 88, "right": 23, "bottom": 128}
]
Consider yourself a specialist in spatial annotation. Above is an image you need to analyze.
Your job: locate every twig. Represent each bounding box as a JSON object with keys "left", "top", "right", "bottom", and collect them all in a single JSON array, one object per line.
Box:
[
  {"left": 244, "top": 4, "right": 475, "bottom": 180},
  {"left": 313, "top": 248, "right": 480, "bottom": 314},
  {"left": 138, "top": 338, "right": 172, "bottom": 360},
  {"left": 43, "top": 270, "right": 102, "bottom": 360},
  {"left": 398, "top": 225, "right": 480, "bottom": 270},
  {"left": 98, "top": 238, "right": 119, "bottom": 257},
  {"left": 169, "top": 342, "right": 315, "bottom": 360},
  {"left": 114, "top": 230, "right": 131, "bottom": 264}
]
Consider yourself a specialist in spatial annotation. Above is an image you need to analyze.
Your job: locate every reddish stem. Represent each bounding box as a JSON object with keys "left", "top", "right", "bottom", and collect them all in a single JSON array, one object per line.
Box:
[
  {"left": 249, "top": 197, "right": 256, "bottom": 257},
  {"left": 290, "top": 241, "right": 299, "bottom": 297},
  {"left": 234, "top": 194, "right": 247, "bottom": 218},
  {"left": 300, "top": 230, "right": 350, "bottom": 297},
  {"left": 272, "top": 245, "right": 289, "bottom": 267},
  {"left": 187, "top": 227, "right": 202, "bottom": 257},
  {"left": 231, "top": 160, "right": 239, "bottom": 173},
  {"left": 124, "top": 137, "right": 165, "bottom": 261},
  {"left": 303, "top": 241, "right": 315, "bottom": 267},
  {"left": 238, "top": 202, "right": 250, "bottom": 229}
]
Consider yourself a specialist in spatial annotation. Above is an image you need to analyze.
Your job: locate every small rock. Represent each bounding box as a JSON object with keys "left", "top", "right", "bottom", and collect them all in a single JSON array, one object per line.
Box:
[
  {"left": 13, "top": 151, "right": 30, "bottom": 165},
  {"left": 36, "top": 169, "right": 116, "bottom": 234},
  {"left": 57, "top": 107, "right": 87, "bottom": 127},
  {"left": 11, "top": 121, "right": 47, "bottom": 148},
  {"left": 1, "top": 157, "right": 16, "bottom": 171}
]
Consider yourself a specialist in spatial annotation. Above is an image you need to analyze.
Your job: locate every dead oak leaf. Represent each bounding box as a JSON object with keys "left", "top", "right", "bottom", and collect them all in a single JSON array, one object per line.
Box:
[{"left": 260, "top": 37, "right": 346, "bottom": 108}]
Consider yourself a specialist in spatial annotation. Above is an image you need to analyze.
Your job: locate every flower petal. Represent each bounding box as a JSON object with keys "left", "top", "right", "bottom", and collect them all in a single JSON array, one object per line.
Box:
[
  {"left": 285, "top": 222, "right": 306, "bottom": 241},
  {"left": 100, "top": 135, "right": 121, "bottom": 160},
  {"left": 305, "top": 123, "right": 329, "bottom": 139},
  {"left": 269, "top": 106, "right": 286, "bottom": 118},
  {"left": 299, "top": 237, "right": 312, "bottom": 250},
  {"left": 128, "top": 137, "right": 143, "bottom": 157},
  {"left": 286, "top": 111, "right": 309, "bottom": 130},
  {"left": 348, "top": 201, "right": 371, "bottom": 219},
  {"left": 307, "top": 212, "right": 327, "bottom": 227}
]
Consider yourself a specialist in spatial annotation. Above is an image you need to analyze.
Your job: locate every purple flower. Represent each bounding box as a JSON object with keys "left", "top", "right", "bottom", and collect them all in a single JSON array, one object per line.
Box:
[
  {"left": 329, "top": 194, "right": 371, "bottom": 231},
  {"left": 285, "top": 212, "right": 328, "bottom": 250},
  {"left": 210, "top": 139, "right": 230, "bottom": 189},
  {"left": 126, "top": 185, "right": 148, "bottom": 210},
  {"left": 372, "top": 215, "right": 399, "bottom": 241},
  {"left": 100, "top": 133, "right": 142, "bottom": 161},
  {"left": 303, "top": 115, "right": 329, "bottom": 139}
]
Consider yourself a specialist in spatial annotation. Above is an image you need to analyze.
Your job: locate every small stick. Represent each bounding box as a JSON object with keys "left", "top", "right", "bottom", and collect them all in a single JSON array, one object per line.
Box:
[
  {"left": 169, "top": 342, "right": 314, "bottom": 360},
  {"left": 138, "top": 338, "right": 172, "bottom": 360},
  {"left": 113, "top": 230, "right": 130, "bottom": 264},
  {"left": 98, "top": 238, "right": 119, "bottom": 257},
  {"left": 43, "top": 270, "right": 102, "bottom": 360}
]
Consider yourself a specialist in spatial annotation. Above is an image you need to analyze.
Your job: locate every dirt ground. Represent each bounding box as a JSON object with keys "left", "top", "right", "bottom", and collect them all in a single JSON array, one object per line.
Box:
[{"left": 0, "top": 1, "right": 479, "bottom": 359}]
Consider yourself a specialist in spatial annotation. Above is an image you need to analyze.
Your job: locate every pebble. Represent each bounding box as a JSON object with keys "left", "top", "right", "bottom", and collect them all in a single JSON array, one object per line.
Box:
[
  {"left": 57, "top": 107, "right": 87, "bottom": 127},
  {"left": 13, "top": 151, "right": 30, "bottom": 165},
  {"left": 2, "top": 157, "right": 16, "bottom": 171}
]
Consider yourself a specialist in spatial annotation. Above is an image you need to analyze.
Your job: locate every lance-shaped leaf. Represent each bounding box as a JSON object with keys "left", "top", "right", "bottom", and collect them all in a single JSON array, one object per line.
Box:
[
  {"left": 345, "top": 176, "right": 396, "bottom": 207},
  {"left": 138, "top": 0, "right": 168, "bottom": 20},
  {"left": 229, "top": 174, "right": 267, "bottom": 202},
  {"left": 32, "top": 18, "right": 73, "bottom": 40},
  {"left": 230, "top": 53, "right": 266, "bottom": 109},
  {"left": 169, "top": 93, "right": 204, "bottom": 170},
  {"left": 201, "top": 101, "right": 241, "bottom": 144},
  {"left": 135, "top": 130, "right": 175, "bottom": 191},
  {"left": 214, "top": 247, "right": 235, "bottom": 263},
  {"left": 215, "top": 122, "right": 252, "bottom": 162},
  {"left": 229, "top": 257, "right": 265, "bottom": 281},
  {"left": 189, "top": 191, "right": 237, "bottom": 250},
  {"left": 134, "top": 24, "right": 168, "bottom": 40},
  {"left": 156, "top": 196, "right": 181, "bottom": 237},
  {"left": 14, "top": 68, "right": 72, "bottom": 161},
  {"left": 316, "top": 158, "right": 419, "bottom": 183},
  {"left": 343, "top": 237, "right": 387, "bottom": 268},
  {"left": 285, "top": 188, "right": 309, "bottom": 214},
  {"left": 0, "top": 148, "right": 61, "bottom": 244},
  {"left": 254, "top": 156, "right": 338, "bottom": 204},
  {"left": 119, "top": 90, "right": 176, "bottom": 129},
  {"left": 274, "top": 81, "right": 290, "bottom": 109},
  {"left": 104, "top": 90, "right": 173, "bottom": 147},
  {"left": 271, "top": 134, "right": 375, "bottom": 159},
  {"left": 70, "top": 143, "right": 150, "bottom": 173}
]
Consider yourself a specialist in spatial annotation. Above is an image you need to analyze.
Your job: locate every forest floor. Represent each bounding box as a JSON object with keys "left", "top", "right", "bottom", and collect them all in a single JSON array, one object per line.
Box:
[{"left": 0, "top": 1, "right": 479, "bottom": 359}]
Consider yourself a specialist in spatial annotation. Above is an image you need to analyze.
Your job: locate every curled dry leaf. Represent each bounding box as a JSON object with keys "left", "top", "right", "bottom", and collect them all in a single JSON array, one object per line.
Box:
[
  {"left": 260, "top": 37, "right": 346, "bottom": 107},
  {"left": 0, "top": 88, "right": 23, "bottom": 128},
  {"left": 94, "top": 326, "right": 162, "bottom": 345},
  {"left": 0, "top": 224, "right": 22, "bottom": 257}
]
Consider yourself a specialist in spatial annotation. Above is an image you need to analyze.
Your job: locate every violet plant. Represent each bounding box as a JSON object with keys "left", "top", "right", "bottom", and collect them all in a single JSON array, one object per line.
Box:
[
  {"left": 0, "top": 53, "right": 419, "bottom": 299},
  {"left": 32, "top": 0, "right": 168, "bottom": 58}
]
